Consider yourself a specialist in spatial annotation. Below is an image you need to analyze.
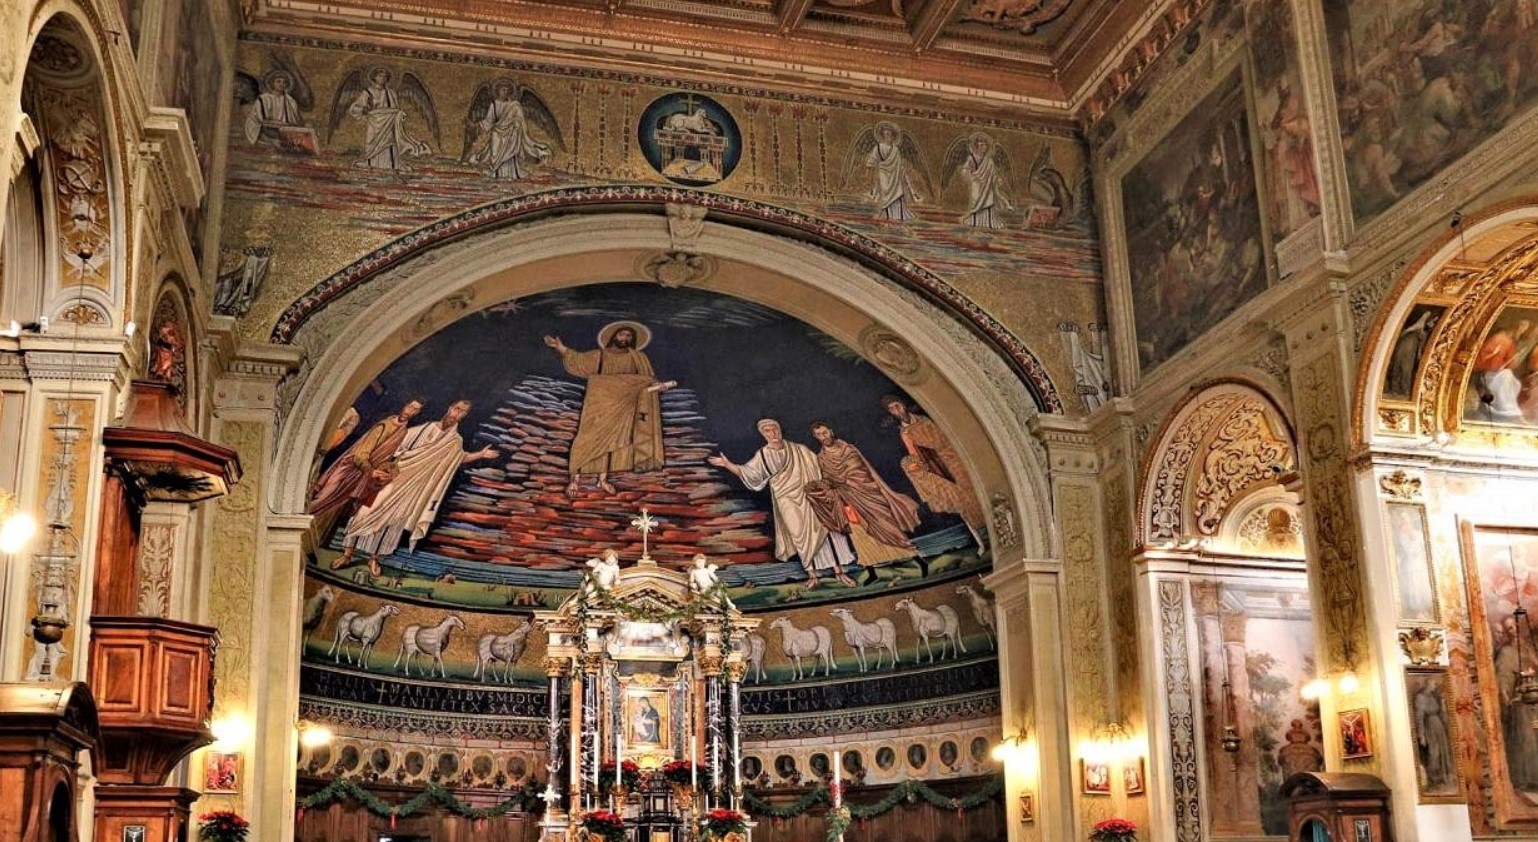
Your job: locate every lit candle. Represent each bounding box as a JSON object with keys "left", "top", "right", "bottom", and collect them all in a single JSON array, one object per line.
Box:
[{"left": 832, "top": 750, "right": 843, "bottom": 808}]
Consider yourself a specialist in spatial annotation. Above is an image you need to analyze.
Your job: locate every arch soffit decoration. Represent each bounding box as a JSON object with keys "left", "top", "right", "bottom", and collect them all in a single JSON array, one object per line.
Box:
[
  {"left": 267, "top": 203, "right": 1058, "bottom": 560},
  {"left": 1137, "top": 380, "right": 1298, "bottom": 548},
  {"left": 17, "top": 2, "right": 130, "bottom": 330},
  {"left": 1355, "top": 199, "right": 1538, "bottom": 450}
]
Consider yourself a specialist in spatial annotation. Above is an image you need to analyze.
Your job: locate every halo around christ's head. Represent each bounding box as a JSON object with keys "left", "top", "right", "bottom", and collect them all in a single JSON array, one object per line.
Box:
[{"left": 597, "top": 320, "right": 652, "bottom": 350}]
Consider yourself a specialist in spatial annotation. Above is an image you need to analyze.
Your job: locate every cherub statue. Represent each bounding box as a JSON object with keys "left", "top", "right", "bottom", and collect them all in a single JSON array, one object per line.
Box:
[
  {"left": 582, "top": 549, "right": 622, "bottom": 600},
  {"left": 689, "top": 553, "right": 734, "bottom": 609}
]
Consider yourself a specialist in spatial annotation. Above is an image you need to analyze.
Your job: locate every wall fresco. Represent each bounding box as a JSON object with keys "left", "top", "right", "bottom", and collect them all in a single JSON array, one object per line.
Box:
[
  {"left": 1121, "top": 73, "right": 1267, "bottom": 370},
  {"left": 1462, "top": 305, "right": 1538, "bottom": 429},
  {"left": 1324, "top": 0, "right": 1538, "bottom": 221},
  {"left": 297, "top": 284, "right": 998, "bottom": 742},
  {"left": 1192, "top": 578, "right": 1320, "bottom": 836}
]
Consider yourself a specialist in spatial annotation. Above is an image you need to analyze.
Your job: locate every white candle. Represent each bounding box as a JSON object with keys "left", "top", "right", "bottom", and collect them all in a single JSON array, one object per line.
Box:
[
  {"left": 616, "top": 708, "right": 624, "bottom": 783},
  {"left": 691, "top": 727, "right": 699, "bottom": 790},
  {"left": 832, "top": 750, "right": 843, "bottom": 808}
]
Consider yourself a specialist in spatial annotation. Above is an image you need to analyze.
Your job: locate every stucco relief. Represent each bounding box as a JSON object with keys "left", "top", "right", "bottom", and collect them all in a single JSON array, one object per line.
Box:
[
  {"left": 1061, "top": 483, "right": 1108, "bottom": 730},
  {"left": 1159, "top": 579, "right": 1202, "bottom": 842},
  {"left": 1296, "top": 357, "right": 1368, "bottom": 675},
  {"left": 209, "top": 420, "right": 265, "bottom": 712},
  {"left": 1144, "top": 392, "right": 1242, "bottom": 542},
  {"left": 22, "top": 398, "right": 95, "bottom": 681},
  {"left": 1191, "top": 405, "right": 1293, "bottom": 536},
  {"left": 1143, "top": 388, "right": 1294, "bottom": 545}
]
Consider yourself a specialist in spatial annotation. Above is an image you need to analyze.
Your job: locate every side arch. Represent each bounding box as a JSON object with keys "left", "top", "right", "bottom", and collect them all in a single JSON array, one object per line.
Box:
[
  {"left": 1137, "top": 380, "right": 1298, "bottom": 547},
  {"left": 267, "top": 207, "right": 1059, "bottom": 562},
  {"left": 1355, "top": 198, "right": 1538, "bottom": 449}
]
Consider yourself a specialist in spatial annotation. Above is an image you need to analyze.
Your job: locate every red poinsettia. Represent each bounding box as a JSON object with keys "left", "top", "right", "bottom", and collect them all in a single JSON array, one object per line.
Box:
[
  {"left": 581, "top": 810, "right": 627, "bottom": 842},
  {"left": 701, "top": 807, "right": 748, "bottom": 836},
  {"left": 660, "top": 759, "right": 705, "bottom": 785},
  {"left": 599, "top": 759, "right": 642, "bottom": 791},
  {"left": 1090, "top": 817, "right": 1138, "bottom": 842},
  {"left": 197, "top": 810, "right": 250, "bottom": 842}
]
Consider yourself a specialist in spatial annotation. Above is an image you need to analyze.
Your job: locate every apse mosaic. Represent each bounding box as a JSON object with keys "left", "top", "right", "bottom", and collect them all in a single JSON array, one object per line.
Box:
[
  {"left": 300, "top": 284, "right": 998, "bottom": 715},
  {"left": 219, "top": 35, "right": 1102, "bottom": 340}
]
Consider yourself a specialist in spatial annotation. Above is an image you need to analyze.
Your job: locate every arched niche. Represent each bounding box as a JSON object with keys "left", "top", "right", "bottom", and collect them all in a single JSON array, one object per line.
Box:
[
  {"left": 145, "top": 278, "right": 195, "bottom": 418},
  {"left": 268, "top": 204, "right": 1057, "bottom": 562},
  {"left": 13, "top": 6, "right": 126, "bottom": 330},
  {"left": 1356, "top": 200, "right": 1538, "bottom": 451},
  {"left": 1137, "top": 380, "right": 1299, "bottom": 548}
]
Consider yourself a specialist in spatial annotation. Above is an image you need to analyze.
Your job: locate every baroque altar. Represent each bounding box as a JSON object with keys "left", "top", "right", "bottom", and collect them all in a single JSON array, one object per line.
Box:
[{"left": 534, "top": 518, "right": 758, "bottom": 842}]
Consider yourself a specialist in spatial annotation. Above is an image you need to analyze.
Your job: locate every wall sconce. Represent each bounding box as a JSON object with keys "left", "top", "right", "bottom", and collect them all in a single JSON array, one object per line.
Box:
[
  {"left": 1300, "top": 669, "right": 1361, "bottom": 701},
  {"left": 0, "top": 488, "right": 38, "bottom": 554},
  {"left": 210, "top": 714, "right": 254, "bottom": 751},
  {"left": 991, "top": 723, "right": 1032, "bottom": 763},
  {"left": 297, "top": 720, "right": 334, "bottom": 749}
]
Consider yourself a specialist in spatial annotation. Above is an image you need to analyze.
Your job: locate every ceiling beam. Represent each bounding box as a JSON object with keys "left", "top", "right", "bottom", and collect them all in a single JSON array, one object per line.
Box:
[
  {"left": 776, "top": 0, "right": 816, "bottom": 34},
  {"left": 909, "top": 0, "right": 967, "bottom": 52}
]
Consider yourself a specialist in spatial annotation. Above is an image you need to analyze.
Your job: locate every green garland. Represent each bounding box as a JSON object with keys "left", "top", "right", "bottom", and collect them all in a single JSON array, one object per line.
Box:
[
  {"left": 297, "top": 777, "right": 544, "bottom": 821},
  {"left": 740, "top": 774, "right": 1004, "bottom": 841}
]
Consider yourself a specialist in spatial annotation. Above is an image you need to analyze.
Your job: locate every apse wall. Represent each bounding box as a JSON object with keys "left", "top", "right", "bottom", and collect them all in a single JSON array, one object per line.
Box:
[{"left": 296, "top": 283, "right": 1003, "bottom": 788}]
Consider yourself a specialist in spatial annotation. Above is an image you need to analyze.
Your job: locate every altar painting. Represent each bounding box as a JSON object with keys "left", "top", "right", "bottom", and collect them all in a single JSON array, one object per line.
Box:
[{"left": 305, "top": 283, "right": 988, "bottom": 612}]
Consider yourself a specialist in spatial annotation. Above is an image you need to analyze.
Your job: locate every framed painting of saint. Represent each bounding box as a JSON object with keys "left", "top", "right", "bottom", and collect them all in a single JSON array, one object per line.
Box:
[{"left": 625, "top": 688, "right": 670, "bottom": 750}]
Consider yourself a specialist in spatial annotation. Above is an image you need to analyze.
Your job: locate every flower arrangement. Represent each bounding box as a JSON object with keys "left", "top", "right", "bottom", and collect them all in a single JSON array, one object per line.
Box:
[
  {"left": 1090, "top": 817, "right": 1138, "bottom": 842},
  {"left": 700, "top": 807, "right": 748, "bottom": 839},
  {"left": 580, "top": 810, "right": 627, "bottom": 842},
  {"left": 599, "top": 760, "right": 641, "bottom": 793},
  {"left": 196, "top": 811, "right": 250, "bottom": 842},
  {"left": 660, "top": 759, "right": 705, "bottom": 786}
]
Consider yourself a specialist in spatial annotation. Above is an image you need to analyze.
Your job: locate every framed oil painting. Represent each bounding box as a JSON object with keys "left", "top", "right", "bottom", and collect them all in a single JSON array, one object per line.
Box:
[
  {"left": 203, "top": 751, "right": 240, "bottom": 794},
  {"left": 1384, "top": 502, "right": 1438, "bottom": 623},
  {"left": 1339, "top": 708, "right": 1372, "bottom": 760},
  {"left": 1122, "top": 758, "right": 1146, "bottom": 795},
  {"left": 1082, "top": 759, "right": 1111, "bottom": 795},
  {"left": 1120, "top": 71, "right": 1267, "bottom": 372},
  {"left": 624, "top": 688, "right": 670, "bottom": 750},
  {"left": 1404, "top": 668, "right": 1461, "bottom": 802},
  {"left": 1458, "top": 522, "right": 1538, "bottom": 822}
]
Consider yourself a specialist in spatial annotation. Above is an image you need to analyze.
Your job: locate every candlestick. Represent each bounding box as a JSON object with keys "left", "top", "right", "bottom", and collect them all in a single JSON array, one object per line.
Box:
[{"left": 832, "top": 750, "right": 843, "bottom": 808}]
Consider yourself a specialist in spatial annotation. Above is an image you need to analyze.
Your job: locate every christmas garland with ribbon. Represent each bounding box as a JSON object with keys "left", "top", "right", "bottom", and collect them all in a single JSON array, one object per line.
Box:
[
  {"left": 741, "top": 773, "right": 1004, "bottom": 840},
  {"left": 296, "top": 777, "right": 545, "bottom": 826}
]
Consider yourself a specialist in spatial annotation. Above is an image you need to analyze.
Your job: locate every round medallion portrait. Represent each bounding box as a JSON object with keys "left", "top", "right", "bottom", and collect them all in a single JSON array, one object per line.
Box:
[{"left": 638, "top": 92, "right": 741, "bottom": 186}]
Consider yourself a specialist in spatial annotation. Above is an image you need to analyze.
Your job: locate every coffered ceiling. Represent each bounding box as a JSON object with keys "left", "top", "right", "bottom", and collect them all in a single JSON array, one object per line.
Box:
[{"left": 248, "top": 0, "right": 1162, "bottom": 119}]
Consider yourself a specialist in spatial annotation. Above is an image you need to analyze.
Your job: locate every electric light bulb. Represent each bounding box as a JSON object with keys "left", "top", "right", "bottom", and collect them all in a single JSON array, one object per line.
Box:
[
  {"left": 210, "top": 715, "right": 253, "bottom": 751},
  {"left": 1300, "top": 678, "right": 1328, "bottom": 700},
  {"left": 298, "top": 723, "right": 334, "bottom": 749},
  {"left": 1337, "top": 671, "right": 1360, "bottom": 695},
  {"left": 0, "top": 510, "right": 37, "bottom": 554}
]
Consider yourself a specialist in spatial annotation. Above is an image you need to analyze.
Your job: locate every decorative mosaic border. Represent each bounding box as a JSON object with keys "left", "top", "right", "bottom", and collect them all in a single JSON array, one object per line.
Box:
[
  {"left": 270, "top": 185, "right": 1064, "bottom": 413},
  {"left": 241, "top": 31, "right": 1079, "bottom": 136},
  {"left": 743, "top": 691, "right": 999, "bottom": 741}
]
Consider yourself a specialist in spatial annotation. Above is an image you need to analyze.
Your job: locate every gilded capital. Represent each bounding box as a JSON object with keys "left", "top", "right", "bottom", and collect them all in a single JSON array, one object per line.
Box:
[
  {"left": 698, "top": 654, "right": 724, "bottom": 676},
  {"left": 544, "top": 656, "right": 569, "bottom": 677}
]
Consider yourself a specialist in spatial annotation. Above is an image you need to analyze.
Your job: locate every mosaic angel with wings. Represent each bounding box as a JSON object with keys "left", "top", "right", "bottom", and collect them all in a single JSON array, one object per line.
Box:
[
  {"left": 459, "top": 78, "right": 564, "bottom": 180},
  {"left": 327, "top": 66, "right": 440, "bottom": 170},
  {"left": 842, "top": 121, "right": 934, "bottom": 222}
]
